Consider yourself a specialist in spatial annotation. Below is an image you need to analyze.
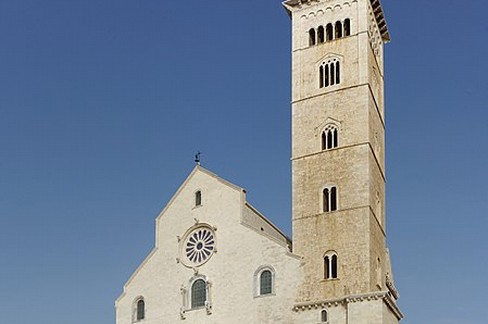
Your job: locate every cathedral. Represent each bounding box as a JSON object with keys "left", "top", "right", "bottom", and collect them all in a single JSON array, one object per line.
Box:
[{"left": 115, "top": 0, "right": 403, "bottom": 323}]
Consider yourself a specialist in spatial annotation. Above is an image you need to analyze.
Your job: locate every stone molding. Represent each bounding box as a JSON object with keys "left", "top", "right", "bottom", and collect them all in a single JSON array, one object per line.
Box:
[{"left": 293, "top": 291, "right": 404, "bottom": 320}]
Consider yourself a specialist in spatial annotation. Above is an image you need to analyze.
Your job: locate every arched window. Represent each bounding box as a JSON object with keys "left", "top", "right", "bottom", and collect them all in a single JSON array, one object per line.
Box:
[
  {"left": 344, "top": 19, "right": 351, "bottom": 36},
  {"left": 191, "top": 279, "right": 207, "bottom": 308},
  {"left": 319, "top": 58, "right": 341, "bottom": 89},
  {"left": 134, "top": 298, "right": 145, "bottom": 322},
  {"left": 324, "top": 252, "right": 338, "bottom": 279},
  {"left": 323, "top": 186, "right": 337, "bottom": 212},
  {"left": 254, "top": 266, "right": 275, "bottom": 297},
  {"left": 260, "top": 270, "right": 273, "bottom": 295},
  {"left": 309, "top": 28, "right": 316, "bottom": 46},
  {"left": 317, "top": 26, "right": 325, "bottom": 43},
  {"left": 336, "top": 61, "right": 341, "bottom": 84},
  {"left": 326, "top": 23, "right": 333, "bottom": 41},
  {"left": 319, "top": 66, "right": 324, "bottom": 88},
  {"left": 195, "top": 190, "right": 202, "bottom": 207},
  {"left": 321, "top": 125, "right": 338, "bottom": 150},
  {"left": 335, "top": 21, "right": 343, "bottom": 38},
  {"left": 321, "top": 309, "right": 328, "bottom": 322},
  {"left": 324, "top": 64, "right": 329, "bottom": 87},
  {"left": 330, "top": 62, "right": 336, "bottom": 86},
  {"left": 330, "top": 186, "right": 337, "bottom": 211}
]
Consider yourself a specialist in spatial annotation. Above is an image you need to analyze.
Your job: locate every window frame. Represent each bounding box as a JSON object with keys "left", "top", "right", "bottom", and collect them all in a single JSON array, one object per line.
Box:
[
  {"left": 254, "top": 266, "right": 276, "bottom": 297},
  {"left": 132, "top": 296, "right": 145, "bottom": 322},
  {"left": 190, "top": 278, "right": 207, "bottom": 309},
  {"left": 324, "top": 251, "right": 339, "bottom": 280},
  {"left": 321, "top": 309, "right": 329, "bottom": 322},
  {"left": 321, "top": 124, "right": 339, "bottom": 151},
  {"left": 322, "top": 185, "right": 338, "bottom": 213},
  {"left": 319, "top": 57, "right": 342, "bottom": 89}
]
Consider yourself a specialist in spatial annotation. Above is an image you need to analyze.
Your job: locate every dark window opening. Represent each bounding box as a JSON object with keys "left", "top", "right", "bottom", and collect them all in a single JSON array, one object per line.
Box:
[
  {"left": 323, "top": 186, "right": 337, "bottom": 212},
  {"left": 324, "top": 253, "right": 338, "bottom": 279},
  {"left": 136, "top": 299, "right": 145, "bottom": 321},
  {"left": 326, "top": 24, "right": 333, "bottom": 41},
  {"left": 324, "top": 256, "right": 330, "bottom": 278},
  {"left": 309, "top": 28, "right": 316, "bottom": 46},
  {"left": 191, "top": 279, "right": 207, "bottom": 308},
  {"left": 336, "top": 62, "right": 341, "bottom": 84},
  {"left": 335, "top": 21, "right": 343, "bottom": 38},
  {"left": 327, "top": 130, "right": 333, "bottom": 149},
  {"left": 344, "top": 19, "right": 351, "bottom": 36},
  {"left": 323, "top": 188, "right": 330, "bottom": 212},
  {"left": 260, "top": 270, "right": 273, "bottom": 295},
  {"left": 195, "top": 191, "right": 202, "bottom": 206},
  {"left": 324, "top": 64, "right": 329, "bottom": 87},
  {"left": 321, "top": 310, "right": 328, "bottom": 322},
  {"left": 319, "top": 66, "right": 324, "bottom": 88},
  {"left": 331, "top": 254, "right": 338, "bottom": 278},
  {"left": 330, "top": 187, "right": 337, "bottom": 211},
  {"left": 330, "top": 63, "right": 335, "bottom": 86},
  {"left": 318, "top": 26, "right": 325, "bottom": 43}
]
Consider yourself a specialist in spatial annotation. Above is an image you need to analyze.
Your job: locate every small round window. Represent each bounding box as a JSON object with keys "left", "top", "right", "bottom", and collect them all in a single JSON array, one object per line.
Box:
[{"left": 182, "top": 226, "right": 215, "bottom": 266}]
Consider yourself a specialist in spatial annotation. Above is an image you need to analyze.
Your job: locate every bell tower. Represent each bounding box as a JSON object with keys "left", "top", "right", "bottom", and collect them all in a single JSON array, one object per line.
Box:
[{"left": 283, "top": 0, "right": 403, "bottom": 322}]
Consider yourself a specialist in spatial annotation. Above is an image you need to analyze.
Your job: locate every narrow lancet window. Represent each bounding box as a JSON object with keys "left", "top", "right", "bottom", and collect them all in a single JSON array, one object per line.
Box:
[
  {"left": 330, "top": 187, "right": 337, "bottom": 211},
  {"left": 318, "top": 26, "right": 325, "bottom": 43},
  {"left": 323, "top": 185, "right": 338, "bottom": 212},
  {"left": 323, "top": 188, "right": 330, "bottom": 212},
  {"left": 319, "top": 66, "right": 324, "bottom": 88},
  {"left": 324, "top": 64, "right": 329, "bottom": 87},
  {"left": 330, "top": 63, "right": 335, "bottom": 86},
  {"left": 335, "top": 21, "right": 343, "bottom": 38},
  {"left": 331, "top": 254, "right": 338, "bottom": 278},
  {"left": 309, "top": 28, "right": 316, "bottom": 46},
  {"left": 195, "top": 190, "right": 202, "bottom": 206},
  {"left": 136, "top": 299, "right": 145, "bottom": 321},
  {"left": 326, "top": 24, "right": 333, "bottom": 41},
  {"left": 321, "top": 310, "right": 328, "bottom": 322},
  {"left": 336, "top": 62, "right": 341, "bottom": 84},
  {"left": 344, "top": 19, "right": 351, "bottom": 36}
]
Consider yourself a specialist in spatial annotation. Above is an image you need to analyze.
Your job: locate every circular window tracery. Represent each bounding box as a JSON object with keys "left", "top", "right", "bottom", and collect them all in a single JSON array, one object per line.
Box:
[{"left": 182, "top": 226, "right": 215, "bottom": 266}]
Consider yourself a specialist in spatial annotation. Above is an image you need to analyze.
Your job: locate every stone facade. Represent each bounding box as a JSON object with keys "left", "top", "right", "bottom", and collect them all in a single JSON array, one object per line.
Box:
[
  {"left": 115, "top": 0, "right": 403, "bottom": 323},
  {"left": 115, "top": 168, "right": 302, "bottom": 324}
]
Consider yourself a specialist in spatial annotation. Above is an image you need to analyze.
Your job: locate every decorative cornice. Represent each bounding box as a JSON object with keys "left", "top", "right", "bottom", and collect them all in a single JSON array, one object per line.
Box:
[
  {"left": 369, "top": 0, "right": 390, "bottom": 42},
  {"left": 282, "top": 0, "right": 390, "bottom": 42},
  {"left": 293, "top": 291, "right": 404, "bottom": 320},
  {"left": 386, "top": 273, "right": 400, "bottom": 300}
]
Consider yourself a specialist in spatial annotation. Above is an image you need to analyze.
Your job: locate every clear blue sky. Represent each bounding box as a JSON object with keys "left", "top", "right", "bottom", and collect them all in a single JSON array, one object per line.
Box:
[{"left": 1, "top": 1, "right": 487, "bottom": 323}]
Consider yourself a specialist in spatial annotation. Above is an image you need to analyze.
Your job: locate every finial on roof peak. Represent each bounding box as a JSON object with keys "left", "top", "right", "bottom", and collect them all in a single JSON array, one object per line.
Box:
[{"left": 194, "top": 152, "right": 201, "bottom": 166}]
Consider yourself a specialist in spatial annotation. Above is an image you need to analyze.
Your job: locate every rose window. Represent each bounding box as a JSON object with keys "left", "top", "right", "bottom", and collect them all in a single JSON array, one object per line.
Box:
[{"left": 184, "top": 227, "right": 215, "bottom": 265}]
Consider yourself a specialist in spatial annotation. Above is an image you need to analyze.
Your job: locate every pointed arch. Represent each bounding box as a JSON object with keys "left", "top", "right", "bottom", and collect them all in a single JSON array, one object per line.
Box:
[
  {"left": 321, "top": 124, "right": 339, "bottom": 150},
  {"left": 318, "top": 57, "right": 342, "bottom": 89},
  {"left": 321, "top": 309, "right": 328, "bottom": 322}
]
